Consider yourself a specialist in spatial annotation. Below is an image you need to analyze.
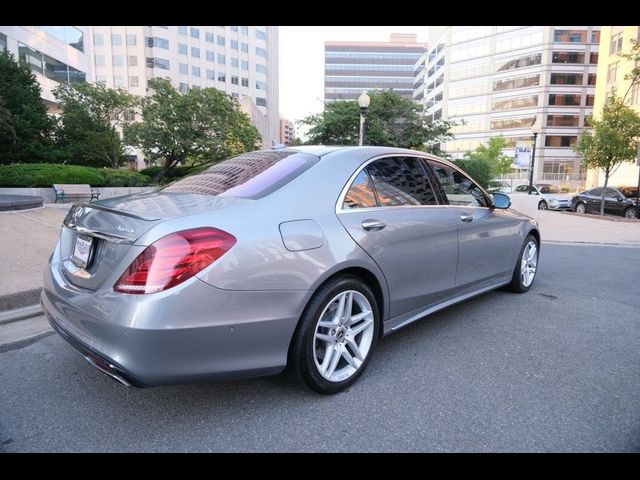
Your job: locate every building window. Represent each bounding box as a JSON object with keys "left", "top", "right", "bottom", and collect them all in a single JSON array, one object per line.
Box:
[
  {"left": 548, "top": 94, "right": 581, "bottom": 106},
  {"left": 550, "top": 73, "right": 583, "bottom": 85},
  {"left": 94, "top": 34, "right": 104, "bottom": 46},
  {"left": 231, "top": 75, "right": 239, "bottom": 85},
  {"left": 217, "top": 35, "right": 225, "bottom": 46},
  {"left": 179, "top": 43, "right": 188, "bottom": 55},
  {"left": 95, "top": 55, "right": 105, "bottom": 67},
  {"left": 128, "top": 55, "right": 137, "bottom": 67},
  {"left": 218, "top": 54, "right": 225, "bottom": 64},
  {"left": 256, "top": 64, "right": 267, "bottom": 74},
  {"left": 231, "top": 39, "right": 238, "bottom": 50},
  {"left": 553, "top": 29, "right": 587, "bottom": 43},
  {"left": 146, "top": 37, "right": 169, "bottom": 49},
  {"left": 242, "top": 43, "right": 249, "bottom": 53},
  {"left": 493, "top": 74, "right": 540, "bottom": 91},
  {"left": 256, "top": 97, "right": 267, "bottom": 107},
  {"left": 111, "top": 34, "right": 122, "bottom": 46},
  {"left": 591, "top": 31, "right": 601, "bottom": 44},
  {"left": 590, "top": 52, "right": 599, "bottom": 64},
  {"left": 178, "top": 26, "right": 187, "bottom": 35},
  {"left": 256, "top": 30, "right": 267, "bottom": 41},
  {"left": 610, "top": 32, "right": 623, "bottom": 55},
  {"left": 129, "top": 76, "right": 139, "bottom": 87},
  {"left": 112, "top": 55, "right": 123, "bottom": 67},
  {"left": 206, "top": 51, "right": 214, "bottom": 61},
  {"left": 217, "top": 73, "right": 226, "bottom": 82},
  {"left": 588, "top": 74, "right": 597, "bottom": 85},
  {"left": 190, "top": 27, "right": 200, "bottom": 39},
  {"left": 179, "top": 63, "right": 188, "bottom": 74},
  {"left": 206, "top": 69, "right": 214, "bottom": 80},
  {"left": 552, "top": 51, "right": 585, "bottom": 64},
  {"left": 126, "top": 34, "right": 136, "bottom": 46},
  {"left": 179, "top": 82, "right": 189, "bottom": 93},
  {"left": 95, "top": 75, "right": 106, "bottom": 85},
  {"left": 241, "top": 77, "right": 249, "bottom": 87},
  {"left": 191, "top": 47, "right": 200, "bottom": 58},
  {"left": 256, "top": 80, "right": 267, "bottom": 90},
  {"left": 241, "top": 60, "right": 249, "bottom": 70},
  {"left": 492, "top": 95, "right": 538, "bottom": 111},
  {"left": 39, "top": 26, "right": 84, "bottom": 52},
  {"left": 586, "top": 94, "right": 595, "bottom": 106},
  {"left": 545, "top": 135, "right": 577, "bottom": 147},
  {"left": 490, "top": 116, "right": 536, "bottom": 130},
  {"left": 146, "top": 57, "right": 170, "bottom": 70},
  {"left": 112, "top": 75, "right": 124, "bottom": 88},
  {"left": 230, "top": 26, "right": 238, "bottom": 32},
  {"left": 206, "top": 32, "right": 214, "bottom": 43},
  {"left": 240, "top": 26, "right": 248, "bottom": 36},
  {"left": 228, "top": 57, "right": 238, "bottom": 68},
  {"left": 192, "top": 66, "right": 200, "bottom": 77},
  {"left": 256, "top": 46, "right": 267, "bottom": 57},
  {"left": 496, "top": 52, "right": 541, "bottom": 72},
  {"left": 547, "top": 115, "right": 580, "bottom": 127},
  {"left": 607, "top": 62, "right": 619, "bottom": 84},
  {"left": 630, "top": 84, "right": 640, "bottom": 105}
]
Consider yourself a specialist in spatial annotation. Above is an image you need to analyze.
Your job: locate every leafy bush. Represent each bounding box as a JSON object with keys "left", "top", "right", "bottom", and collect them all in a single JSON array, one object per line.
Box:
[{"left": 0, "top": 163, "right": 150, "bottom": 188}]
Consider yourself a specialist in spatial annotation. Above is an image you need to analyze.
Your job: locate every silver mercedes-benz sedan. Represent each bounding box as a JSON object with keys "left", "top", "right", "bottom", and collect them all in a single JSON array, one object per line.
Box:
[{"left": 42, "top": 146, "right": 540, "bottom": 394}]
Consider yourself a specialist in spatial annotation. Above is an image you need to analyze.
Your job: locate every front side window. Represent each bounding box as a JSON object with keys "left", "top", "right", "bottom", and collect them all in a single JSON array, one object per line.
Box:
[
  {"left": 427, "top": 160, "right": 488, "bottom": 207},
  {"left": 365, "top": 157, "right": 437, "bottom": 207},
  {"left": 343, "top": 170, "right": 377, "bottom": 209}
]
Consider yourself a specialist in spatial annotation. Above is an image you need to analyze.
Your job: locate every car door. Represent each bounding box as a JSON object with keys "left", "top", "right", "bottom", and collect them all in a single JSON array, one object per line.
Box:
[
  {"left": 337, "top": 156, "right": 459, "bottom": 319},
  {"left": 604, "top": 188, "right": 624, "bottom": 215},
  {"left": 425, "top": 159, "right": 520, "bottom": 289},
  {"left": 585, "top": 188, "right": 603, "bottom": 212}
]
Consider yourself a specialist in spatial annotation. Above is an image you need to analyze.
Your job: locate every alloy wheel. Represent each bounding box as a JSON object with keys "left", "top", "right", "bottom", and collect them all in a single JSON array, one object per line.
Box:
[
  {"left": 313, "top": 290, "right": 375, "bottom": 383},
  {"left": 538, "top": 201, "right": 547, "bottom": 210},
  {"left": 576, "top": 203, "right": 586, "bottom": 214},
  {"left": 520, "top": 240, "right": 538, "bottom": 287},
  {"left": 625, "top": 208, "right": 638, "bottom": 219}
]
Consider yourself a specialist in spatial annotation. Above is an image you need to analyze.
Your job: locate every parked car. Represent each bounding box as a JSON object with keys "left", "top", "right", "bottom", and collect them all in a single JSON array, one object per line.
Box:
[
  {"left": 511, "top": 183, "right": 572, "bottom": 210},
  {"left": 571, "top": 186, "right": 639, "bottom": 219},
  {"left": 487, "top": 180, "right": 513, "bottom": 194},
  {"left": 42, "top": 146, "right": 540, "bottom": 394}
]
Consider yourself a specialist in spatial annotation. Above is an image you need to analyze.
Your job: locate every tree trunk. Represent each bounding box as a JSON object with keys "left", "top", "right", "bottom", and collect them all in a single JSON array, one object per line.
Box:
[
  {"left": 154, "top": 158, "right": 175, "bottom": 183},
  {"left": 600, "top": 167, "right": 610, "bottom": 216}
]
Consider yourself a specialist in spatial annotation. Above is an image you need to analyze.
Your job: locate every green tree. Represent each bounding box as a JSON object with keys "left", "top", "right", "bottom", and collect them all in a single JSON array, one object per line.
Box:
[
  {"left": 0, "top": 51, "right": 56, "bottom": 164},
  {"left": 453, "top": 158, "right": 494, "bottom": 190},
  {"left": 124, "top": 79, "right": 261, "bottom": 182},
  {"left": 299, "top": 90, "right": 457, "bottom": 156},
  {"left": 574, "top": 94, "right": 640, "bottom": 215},
  {"left": 463, "top": 136, "right": 513, "bottom": 176},
  {"left": 53, "top": 82, "right": 138, "bottom": 168}
]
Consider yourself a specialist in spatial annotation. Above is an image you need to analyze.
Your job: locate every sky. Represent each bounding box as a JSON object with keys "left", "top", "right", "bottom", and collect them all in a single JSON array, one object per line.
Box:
[{"left": 278, "top": 26, "right": 429, "bottom": 127}]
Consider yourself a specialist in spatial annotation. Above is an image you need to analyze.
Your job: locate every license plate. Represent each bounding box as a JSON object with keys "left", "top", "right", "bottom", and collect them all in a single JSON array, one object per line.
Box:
[{"left": 72, "top": 234, "right": 94, "bottom": 268}]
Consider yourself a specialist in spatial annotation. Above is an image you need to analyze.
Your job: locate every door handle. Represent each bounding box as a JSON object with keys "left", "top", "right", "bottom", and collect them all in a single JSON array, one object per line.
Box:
[
  {"left": 460, "top": 214, "right": 474, "bottom": 223},
  {"left": 361, "top": 219, "right": 386, "bottom": 231}
]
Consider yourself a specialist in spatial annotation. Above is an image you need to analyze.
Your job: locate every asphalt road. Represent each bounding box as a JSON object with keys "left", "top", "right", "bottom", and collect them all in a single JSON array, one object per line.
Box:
[{"left": 1, "top": 243, "right": 639, "bottom": 452}]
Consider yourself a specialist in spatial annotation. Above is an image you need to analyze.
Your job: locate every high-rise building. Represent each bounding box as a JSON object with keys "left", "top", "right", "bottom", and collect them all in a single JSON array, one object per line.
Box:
[
  {"left": 324, "top": 33, "right": 426, "bottom": 101},
  {"left": 280, "top": 116, "right": 296, "bottom": 145},
  {"left": 415, "top": 26, "right": 600, "bottom": 187},
  {"left": 0, "top": 26, "right": 93, "bottom": 113},
  {"left": 89, "top": 26, "right": 279, "bottom": 151},
  {"left": 586, "top": 26, "right": 640, "bottom": 188}
]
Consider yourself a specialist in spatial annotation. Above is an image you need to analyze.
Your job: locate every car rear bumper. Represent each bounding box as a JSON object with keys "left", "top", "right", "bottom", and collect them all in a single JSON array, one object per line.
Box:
[{"left": 42, "top": 260, "right": 309, "bottom": 387}]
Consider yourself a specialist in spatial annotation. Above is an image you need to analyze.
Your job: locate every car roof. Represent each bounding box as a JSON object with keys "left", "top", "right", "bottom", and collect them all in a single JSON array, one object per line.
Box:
[{"left": 278, "top": 145, "right": 435, "bottom": 158}]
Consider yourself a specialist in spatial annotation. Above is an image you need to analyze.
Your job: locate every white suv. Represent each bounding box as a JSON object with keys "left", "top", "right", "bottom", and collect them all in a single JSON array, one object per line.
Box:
[{"left": 512, "top": 184, "right": 572, "bottom": 210}]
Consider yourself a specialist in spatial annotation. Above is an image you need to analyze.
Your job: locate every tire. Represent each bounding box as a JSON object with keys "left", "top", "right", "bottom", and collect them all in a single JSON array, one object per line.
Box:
[
  {"left": 575, "top": 202, "right": 586, "bottom": 214},
  {"left": 624, "top": 207, "right": 638, "bottom": 219},
  {"left": 290, "top": 275, "right": 380, "bottom": 394},
  {"left": 538, "top": 201, "right": 548, "bottom": 210},
  {"left": 506, "top": 234, "right": 539, "bottom": 293}
]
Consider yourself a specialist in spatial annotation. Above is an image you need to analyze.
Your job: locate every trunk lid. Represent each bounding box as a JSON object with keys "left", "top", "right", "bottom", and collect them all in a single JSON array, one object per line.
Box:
[{"left": 59, "top": 191, "right": 248, "bottom": 291}]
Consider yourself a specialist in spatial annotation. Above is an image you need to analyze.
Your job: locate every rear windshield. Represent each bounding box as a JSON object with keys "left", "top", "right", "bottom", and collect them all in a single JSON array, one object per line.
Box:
[{"left": 162, "top": 150, "right": 318, "bottom": 199}]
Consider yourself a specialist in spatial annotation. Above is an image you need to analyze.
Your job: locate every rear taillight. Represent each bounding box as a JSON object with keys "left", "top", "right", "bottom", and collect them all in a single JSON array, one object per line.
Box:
[{"left": 113, "top": 227, "right": 236, "bottom": 294}]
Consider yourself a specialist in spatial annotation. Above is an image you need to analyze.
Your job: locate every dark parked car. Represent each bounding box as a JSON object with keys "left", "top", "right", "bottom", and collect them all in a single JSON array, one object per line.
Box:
[{"left": 571, "top": 186, "right": 639, "bottom": 219}]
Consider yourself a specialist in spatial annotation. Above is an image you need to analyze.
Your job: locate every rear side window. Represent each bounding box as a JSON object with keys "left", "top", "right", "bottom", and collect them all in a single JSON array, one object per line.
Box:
[
  {"left": 365, "top": 157, "right": 437, "bottom": 207},
  {"left": 162, "top": 151, "right": 318, "bottom": 199},
  {"left": 343, "top": 170, "right": 377, "bottom": 209}
]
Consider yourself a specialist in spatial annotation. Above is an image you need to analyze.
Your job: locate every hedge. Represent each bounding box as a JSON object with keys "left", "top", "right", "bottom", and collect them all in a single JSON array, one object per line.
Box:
[{"left": 0, "top": 163, "right": 151, "bottom": 188}]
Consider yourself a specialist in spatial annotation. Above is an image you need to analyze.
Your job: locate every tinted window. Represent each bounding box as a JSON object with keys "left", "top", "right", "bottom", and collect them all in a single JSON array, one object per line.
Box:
[
  {"left": 365, "top": 157, "right": 437, "bottom": 207},
  {"left": 427, "top": 161, "right": 488, "bottom": 207},
  {"left": 163, "top": 151, "right": 318, "bottom": 199},
  {"left": 589, "top": 188, "right": 603, "bottom": 196},
  {"left": 343, "top": 170, "right": 377, "bottom": 209},
  {"left": 515, "top": 185, "right": 529, "bottom": 192},
  {"left": 605, "top": 188, "right": 622, "bottom": 198}
]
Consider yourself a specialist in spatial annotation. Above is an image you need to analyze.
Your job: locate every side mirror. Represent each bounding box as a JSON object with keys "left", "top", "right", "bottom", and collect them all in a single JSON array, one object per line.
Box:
[{"left": 492, "top": 192, "right": 511, "bottom": 209}]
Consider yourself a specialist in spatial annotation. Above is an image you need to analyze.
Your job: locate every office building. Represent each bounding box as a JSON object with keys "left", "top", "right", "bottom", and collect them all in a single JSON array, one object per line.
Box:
[
  {"left": 586, "top": 26, "right": 640, "bottom": 188},
  {"left": 325, "top": 33, "right": 426, "bottom": 101},
  {"left": 280, "top": 116, "right": 296, "bottom": 145},
  {"left": 0, "top": 26, "right": 93, "bottom": 113},
  {"left": 415, "top": 26, "right": 600, "bottom": 187}
]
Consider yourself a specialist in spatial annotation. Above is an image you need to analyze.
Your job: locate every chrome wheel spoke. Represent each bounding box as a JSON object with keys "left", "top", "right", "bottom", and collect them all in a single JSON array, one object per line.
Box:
[
  {"left": 345, "top": 336, "right": 364, "bottom": 361},
  {"left": 342, "top": 292, "right": 353, "bottom": 324},
  {"left": 325, "top": 345, "right": 342, "bottom": 377},
  {"left": 333, "top": 292, "right": 347, "bottom": 324},
  {"left": 315, "top": 332, "right": 335, "bottom": 344},
  {"left": 350, "top": 317, "right": 373, "bottom": 336},
  {"left": 341, "top": 347, "right": 359, "bottom": 369},
  {"left": 347, "top": 310, "right": 371, "bottom": 326}
]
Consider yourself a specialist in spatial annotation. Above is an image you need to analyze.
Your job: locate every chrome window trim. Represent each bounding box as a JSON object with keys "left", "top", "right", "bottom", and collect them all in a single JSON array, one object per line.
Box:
[{"left": 335, "top": 152, "right": 494, "bottom": 214}]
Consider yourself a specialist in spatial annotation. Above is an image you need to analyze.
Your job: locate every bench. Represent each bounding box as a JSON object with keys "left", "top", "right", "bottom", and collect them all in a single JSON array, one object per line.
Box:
[{"left": 52, "top": 184, "right": 101, "bottom": 203}]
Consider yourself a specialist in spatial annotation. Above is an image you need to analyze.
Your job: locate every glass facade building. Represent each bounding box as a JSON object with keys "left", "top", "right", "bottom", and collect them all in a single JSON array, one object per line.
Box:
[{"left": 414, "top": 26, "right": 600, "bottom": 187}]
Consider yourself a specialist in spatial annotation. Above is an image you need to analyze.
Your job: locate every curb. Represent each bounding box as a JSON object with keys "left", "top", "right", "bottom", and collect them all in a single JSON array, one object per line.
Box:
[
  {"left": 0, "top": 330, "right": 54, "bottom": 354},
  {"left": 0, "top": 288, "right": 42, "bottom": 313}
]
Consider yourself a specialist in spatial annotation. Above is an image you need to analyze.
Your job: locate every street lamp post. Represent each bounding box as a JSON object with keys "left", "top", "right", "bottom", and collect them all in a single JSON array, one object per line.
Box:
[
  {"left": 358, "top": 91, "right": 370, "bottom": 146},
  {"left": 528, "top": 122, "right": 541, "bottom": 195}
]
